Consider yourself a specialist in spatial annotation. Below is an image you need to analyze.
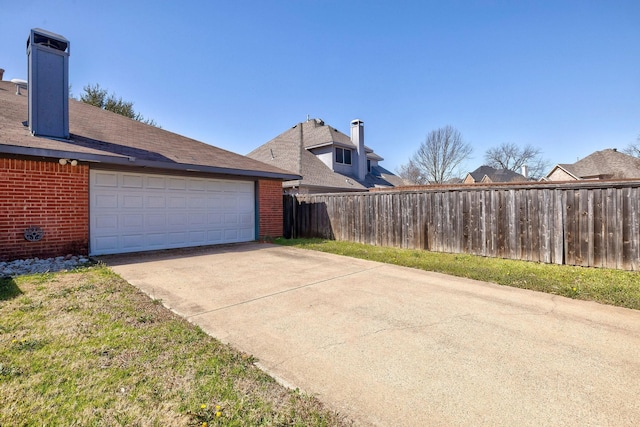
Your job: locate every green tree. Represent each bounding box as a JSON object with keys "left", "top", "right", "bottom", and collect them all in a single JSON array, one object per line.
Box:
[{"left": 79, "top": 84, "right": 158, "bottom": 127}]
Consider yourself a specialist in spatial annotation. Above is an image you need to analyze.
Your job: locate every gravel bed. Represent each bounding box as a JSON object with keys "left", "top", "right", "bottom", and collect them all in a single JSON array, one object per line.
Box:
[{"left": 0, "top": 255, "right": 91, "bottom": 278}]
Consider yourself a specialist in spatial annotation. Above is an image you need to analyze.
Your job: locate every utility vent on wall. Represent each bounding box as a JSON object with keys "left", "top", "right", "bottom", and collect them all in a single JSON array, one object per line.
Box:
[{"left": 27, "top": 28, "right": 70, "bottom": 139}]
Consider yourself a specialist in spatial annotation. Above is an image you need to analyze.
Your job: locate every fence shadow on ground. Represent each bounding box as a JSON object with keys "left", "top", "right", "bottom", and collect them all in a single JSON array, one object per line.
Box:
[{"left": 0, "top": 277, "right": 22, "bottom": 301}]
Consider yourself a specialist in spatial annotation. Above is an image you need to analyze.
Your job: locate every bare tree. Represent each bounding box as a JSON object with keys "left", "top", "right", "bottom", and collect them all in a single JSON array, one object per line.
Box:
[
  {"left": 484, "top": 143, "right": 548, "bottom": 179},
  {"left": 622, "top": 135, "right": 640, "bottom": 157},
  {"left": 396, "top": 159, "right": 426, "bottom": 185},
  {"left": 405, "top": 126, "right": 472, "bottom": 184}
]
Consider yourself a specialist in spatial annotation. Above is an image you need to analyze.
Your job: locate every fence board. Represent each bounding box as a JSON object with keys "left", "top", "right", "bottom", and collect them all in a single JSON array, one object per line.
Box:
[
  {"left": 540, "top": 189, "right": 551, "bottom": 263},
  {"left": 605, "top": 188, "right": 617, "bottom": 269},
  {"left": 632, "top": 187, "right": 640, "bottom": 271},
  {"left": 531, "top": 188, "right": 541, "bottom": 262},
  {"left": 622, "top": 188, "right": 632, "bottom": 270},
  {"left": 593, "top": 189, "right": 604, "bottom": 268},
  {"left": 288, "top": 181, "right": 640, "bottom": 271}
]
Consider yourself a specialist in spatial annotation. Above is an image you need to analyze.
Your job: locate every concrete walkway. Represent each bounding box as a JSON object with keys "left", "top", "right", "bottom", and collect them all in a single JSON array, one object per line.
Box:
[{"left": 101, "top": 243, "right": 640, "bottom": 426}]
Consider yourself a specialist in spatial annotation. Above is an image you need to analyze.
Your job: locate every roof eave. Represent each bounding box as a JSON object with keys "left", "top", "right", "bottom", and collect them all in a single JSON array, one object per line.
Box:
[
  {"left": 305, "top": 140, "right": 357, "bottom": 150},
  {"left": 0, "top": 145, "right": 301, "bottom": 181}
]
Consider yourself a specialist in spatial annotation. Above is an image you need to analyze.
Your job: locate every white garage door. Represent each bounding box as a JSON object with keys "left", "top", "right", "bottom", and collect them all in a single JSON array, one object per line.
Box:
[{"left": 90, "top": 170, "right": 255, "bottom": 255}]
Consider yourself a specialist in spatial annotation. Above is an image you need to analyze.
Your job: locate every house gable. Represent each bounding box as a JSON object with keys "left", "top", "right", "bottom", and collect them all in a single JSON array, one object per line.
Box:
[
  {"left": 545, "top": 149, "right": 640, "bottom": 181},
  {"left": 247, "top": 118, "right": 402, "bottom": 192},
  {"left": 545, "top": 165, "right": 579, "bottom": 181},
  {"left": 465, "top": 165, "right": 527, "bottom": 184}
]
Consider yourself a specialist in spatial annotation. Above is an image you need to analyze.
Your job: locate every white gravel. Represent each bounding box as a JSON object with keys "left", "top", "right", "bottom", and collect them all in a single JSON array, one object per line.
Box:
[{"left": 0, "top": 255, "right": 91, "bottom": 278}]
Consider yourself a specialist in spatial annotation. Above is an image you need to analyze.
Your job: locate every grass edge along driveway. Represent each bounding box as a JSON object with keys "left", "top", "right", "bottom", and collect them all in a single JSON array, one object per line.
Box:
[
  {"left": 0, "top": 265, "right": 352, "bottom": 427},
  {"left": 274, "top": 238, "right": 640, "bottom": 311}
]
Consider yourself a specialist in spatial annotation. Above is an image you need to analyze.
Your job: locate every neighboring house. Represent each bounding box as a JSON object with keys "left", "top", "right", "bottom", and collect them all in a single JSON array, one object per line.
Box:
[
  {"left": 544, "top": 148, "right": 640, "bottom": 181},
  {"left": 247, "top": 118, "right": 405, "bottom": 194},
  {"left": 0, "top": 28, "right": 299, "bottom": 260},
  {"left": 463, "top": 165, "right": 528, "bottom": 184}
]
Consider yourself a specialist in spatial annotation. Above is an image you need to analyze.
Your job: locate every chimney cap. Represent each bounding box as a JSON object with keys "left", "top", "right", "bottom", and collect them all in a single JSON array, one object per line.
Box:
[
  {"left": 350, "top": 119, "right": 364, "bottom": 126},
  {"left": 28, "top": 28, "right": 70, "bottom": 53}
]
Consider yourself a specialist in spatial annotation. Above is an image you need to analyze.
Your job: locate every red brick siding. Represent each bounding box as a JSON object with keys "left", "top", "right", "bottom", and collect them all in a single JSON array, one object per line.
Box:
[
  {"left": 257, "top": 179, "right": 283, "bottom": 238},
  {"left": 0, "top": 158, "right": 89, "bottom": 261}
]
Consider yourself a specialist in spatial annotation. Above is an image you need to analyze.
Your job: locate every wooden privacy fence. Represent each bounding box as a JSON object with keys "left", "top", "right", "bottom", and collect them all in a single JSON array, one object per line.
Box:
[{"left": 284, "top": 181, "right": 640, "bottom": 271}]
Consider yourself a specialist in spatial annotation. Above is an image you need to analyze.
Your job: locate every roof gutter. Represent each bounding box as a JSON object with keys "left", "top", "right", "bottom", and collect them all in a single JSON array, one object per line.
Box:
[{"left": 0, "top": 144, "right": 302, "bottom": 181}]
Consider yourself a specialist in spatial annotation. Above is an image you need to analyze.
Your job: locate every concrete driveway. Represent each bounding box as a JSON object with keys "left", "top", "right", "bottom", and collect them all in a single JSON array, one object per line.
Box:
[{"left": 101, "top": 243, "right": 640, "bottom": 426}]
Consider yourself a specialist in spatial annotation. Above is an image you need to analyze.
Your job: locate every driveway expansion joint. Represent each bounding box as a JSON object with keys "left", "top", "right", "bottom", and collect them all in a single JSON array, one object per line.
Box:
[{"left": 187, "top": 265, "right": 385, "bottom": 319}]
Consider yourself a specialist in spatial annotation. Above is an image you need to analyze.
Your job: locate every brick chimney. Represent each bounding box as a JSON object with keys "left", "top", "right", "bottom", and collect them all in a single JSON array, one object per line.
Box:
[
  {"left": 27, "top": 28, "right": 70, "bottom": 139},
  {"left": 350, "top": 119, "right": 366, "bottom": 181}
]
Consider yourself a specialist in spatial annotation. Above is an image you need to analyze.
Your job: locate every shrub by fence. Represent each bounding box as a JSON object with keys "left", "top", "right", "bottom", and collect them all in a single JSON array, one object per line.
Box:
[{"left": 284, "top": 181, "right": 640, "bottom": 271}]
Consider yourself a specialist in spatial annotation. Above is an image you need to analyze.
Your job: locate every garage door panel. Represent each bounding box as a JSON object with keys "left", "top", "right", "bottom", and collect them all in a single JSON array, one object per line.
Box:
[
  {"left": 95, "top": 214, "right": 118, "bottom": 229},
  {"left": 95, "top": 194, "right": 118, "bottom": 208},
  {"left": 208, "top": 213, "right": 223, "bottom": 225},
  {"left": 222, "top": 196, "right": 237, "bottom": 209},
  {"left": 189, "top": 231, "right": 207, "bottom": 243},
  {"left": 168, "top": 178, "right": 187, "bottom": 190},
  {"left": 220, "top": 182, "right": 237, "bottom": 192},
  {"left": 122, "top": 234, "right": 145, "bottom": 249},
  {"left": 169, "top": 231, "right": 188, "bottom": 244},
  {"left": 147, "top": 233, "right": 167, "bottom": 247},
  {"left": 205, "top": 181, "right": 222, "bottom": 192},
  {"left": 224, "top": 214, "right": 238, "bottom": 225},
  {"left": 208, "top": 196, "right": 223, "bottom": 209},
  {"left": 168, "top": 196, "right": 187, "bottom": 208},
  {"left": 91, "top": 171, "right": 256, "bottom": 255},
  {"left": 147, "top": 195, "right": 165, "bottom": 208},
  {"left": 147, "top": 176, "right": 166, "bottom": 189},
  {"left": 239, "top": 197, "right": 253, "bottom": 210},
  {"left": 122, "top": 174, "right": 143, "bottom": 188},
  {"left": 239, "top": 213, "right": 253, "bottom": 226},
  {"left": 190, "top": 213, "right": 207, "bottom": 225},
  {"left": 93, "top": 171, "right": 118, "bottom": 187},
  {"left": 224, "top": 229, "right": 239, "bottom": 240},
  {"left": 237, "top": 182, "right": 253, "bottom": 192},
  {"left": 93, "top": 235, "right": 118, "bottom": 253},
  {"left": 189, "top": 180, "right": 206, "bottom": 191},
  {"left": 122, "top": 214, "right": 144, "bottom": 228},
  {"left": 240, "top": 228, "right": 254, "bottom": 239},
  {"left": 168, "top": 213, "right": 188, "bottom": 226},
  {"left": 208, "top": 230, "right": 223, "bottom": 242},
  {"left": 146, "top": 213, "right": 166, "bottom": 228},
  {"left": 189, "top": 196, "right": 207, "bottom": 209},
  {"left": 122, "top": 195, "right": 144, "bottom": 208}
]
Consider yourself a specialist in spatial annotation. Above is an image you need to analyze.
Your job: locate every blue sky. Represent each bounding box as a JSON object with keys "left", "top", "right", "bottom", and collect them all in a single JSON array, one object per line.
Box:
[{"left": 2, "top": 0, "right": 638, "bottom": 175}]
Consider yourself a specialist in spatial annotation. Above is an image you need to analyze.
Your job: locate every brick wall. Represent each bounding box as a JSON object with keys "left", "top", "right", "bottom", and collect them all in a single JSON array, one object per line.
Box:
[
  {"left": 257, "top": 179, "right": 284, "bottom": 238},
  {"left": 0, "top": 157, "right": 89, "bottom": 261}
]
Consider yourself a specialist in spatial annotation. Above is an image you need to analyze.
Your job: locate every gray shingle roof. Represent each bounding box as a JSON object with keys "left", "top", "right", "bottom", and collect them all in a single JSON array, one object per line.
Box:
[
  {"left": 555, "top": 149, "right": 640, "bottom": 180},
  {"left": 0, "top": 80, "right": 299, "bottom": 180},
  {"left": 247, "top": 119, "right": 401, "bottom": 191},
  {"left": 467, "top": 165, "right": 527, "bottom": 183}
]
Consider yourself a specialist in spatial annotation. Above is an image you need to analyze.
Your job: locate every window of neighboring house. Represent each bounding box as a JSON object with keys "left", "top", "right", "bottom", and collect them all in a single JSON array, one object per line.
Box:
[
  {"left": 367, "top": 159, "right": 371, "bottom": 172},
  {"left": 335, "top": 147, "right": 352, "bottom": 165}
]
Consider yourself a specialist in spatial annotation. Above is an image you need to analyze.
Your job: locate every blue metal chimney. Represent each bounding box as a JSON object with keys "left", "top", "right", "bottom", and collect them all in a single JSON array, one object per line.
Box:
[{"left": 27, "top": 28, "right": 70, "bottom": 139}]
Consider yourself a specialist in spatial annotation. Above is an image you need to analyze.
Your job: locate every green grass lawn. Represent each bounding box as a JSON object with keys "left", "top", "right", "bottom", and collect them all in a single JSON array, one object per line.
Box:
[
  {"left": 275, "top": 238, "right": 640, "bottom": 311},
  {"left": 0, "top": 265, "right": 351, "bottom": 427}
]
